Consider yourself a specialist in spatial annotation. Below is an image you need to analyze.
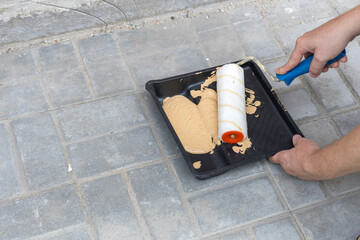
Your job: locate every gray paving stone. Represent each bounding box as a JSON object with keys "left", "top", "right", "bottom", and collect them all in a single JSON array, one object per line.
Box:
[
  {"left": 227, "top": 5, "right": 262, "bottom": 23},
  {"left": 305, "top": 70, "right": 356, "bottom": 112},
  {"left": 77, "top": 34, "right": 134, "bottom": 96},
  {"left": 0, "top": 124, "right": 21, "bottom": 200},
  {"left": 339, "top": 41, "right": 360, "bottom": 98},
  {"left": 140, "top": 91, "right": 179, "bottom": 156},
  {"left": 263, "top": 59, "right": 302, "bottom": 90},
  {"left": 227, "top": 5, "right": 283, "bottom": 61},
  {"left": 295, "top": 192, "right": 360, "bottom": 240},
  {"left": 332, "top": 108, "right": 360, "bottom": 136},
  {"left": 275, "top": 18, "right": 331, "bottom": 53},
  {"left": 204, "top": 230, "right": 250, "bottom": 240},
  {"left": 197, "top": 25, "right": 246, "bottom": 66},
  {"left": 32, "top": 228, "right": 90, "bottom": 240},
  {"left": 171, "top": 156, "right": 264, "bottom": 193},
  {"left": 0, "top": 50, "right": 37, "bottom": 83},
  {"left": 129, "top": 47, "right": 208, "bottom": 87},
  {"left": 43, "top": 70, "right": 92, "bottom": 107},
  {"left": 329, "top": 0, "right": 360, "bottom": 14},
  {"left": 253, "top": 218, "right": 301, "bottom": 240},
  {"left": 0, "top": 11, "right": 103, "bottom": 45},
  {"left": 232, "top": 19, "right": 284, "bottom": 61},
  {"left": 128, "top": 163, "right": 196, "bottom": 240},
  {"left": 324, "top": 172, "right": 360, "bottom": 196},
  {"left": 0, "top": 187, "right": 84, "bottom": 239},
  {"left": 277, "top": 88, "right": 320, "bottom": 121},
  {"left": 68, "top": 126, "right": 162, "bottom": 178},
  {"left": 38, "top": 41, "right": 81, "bottom": 72},
  {"left": 259, "top": 0, "right": 335, "bottom": 26},
  {"left": 299, "top": 118, "right": 340, "bottom": 148},
  {"left": 82, "top": 174, "right": 144, "bottom": 240},
  {"left": 12, "top": 113, "right": 71, "bottom": 190},
  {"left": 189, "top": 177, "right": 285, "bottom": 233},
  {"left": 192, "top": 12, "right": 230, "bottom": 32},
  {"left": 56, "top": 94, "right": 146, "bottom": 142},
  {"left": 118, "top": 21, "right": 195, "bottom": 57},
  {"left": 0, "top": 80, "right": 48, "bottom": 119},
  {"left": 267, "top": 163, "right": 326, "bottom": 209},
  {"left": 38, "top": 41, "right": 91, "bottom": 106}
]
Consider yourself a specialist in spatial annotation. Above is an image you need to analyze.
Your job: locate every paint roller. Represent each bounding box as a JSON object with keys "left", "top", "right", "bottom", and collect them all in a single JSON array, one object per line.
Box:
[
  {"left": 217, "top": 64, "right": 247, "bottom": 144},
  {"left": 217, "top": 50, "right": 347, "bottom": 144}
]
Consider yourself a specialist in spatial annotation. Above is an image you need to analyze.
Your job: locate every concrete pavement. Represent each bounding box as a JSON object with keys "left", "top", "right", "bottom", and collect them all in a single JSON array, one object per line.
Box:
[{"left": 0, "top": 0, "right": 360, "bottom": 239}]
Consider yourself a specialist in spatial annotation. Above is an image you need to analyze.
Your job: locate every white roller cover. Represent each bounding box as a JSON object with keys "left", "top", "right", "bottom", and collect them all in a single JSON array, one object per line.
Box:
[{"left": 217, "top": 64, "right": 247, "bottom": 143}]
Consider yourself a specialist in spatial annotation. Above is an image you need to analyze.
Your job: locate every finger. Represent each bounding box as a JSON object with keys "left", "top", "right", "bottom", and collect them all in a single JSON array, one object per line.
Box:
[
  {"left": 269, "top": 152, "right": 280, "bottom": 163},
  {"left": 292, "top": 134, "right": 302, "bottom": 146},
  {"left": 340, "top": 56, "right": 347, "bottom": 63},
  {"left": 322, "top": 66, "right": 329, "bottom": 72},
  {"left": 269, "top": 149, "right": 290, "bottom": 164},
  {"left": 309, "top": 53, "right": 328, "bottom": 78},
  {"left": 276, "top": 45, "right": 308, "bottom": 75},
  {"left": 328, "top": 61, "right": 340, "bottom": 68}
]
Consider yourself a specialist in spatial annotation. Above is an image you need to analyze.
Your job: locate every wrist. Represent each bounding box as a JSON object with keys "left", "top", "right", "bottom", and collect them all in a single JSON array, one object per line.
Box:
[
  {"left": 340, "top": 6, "right": 360, "bottom": 42},
  {"left": 305, "top": 149, "right": 333, "bottom": 181}
]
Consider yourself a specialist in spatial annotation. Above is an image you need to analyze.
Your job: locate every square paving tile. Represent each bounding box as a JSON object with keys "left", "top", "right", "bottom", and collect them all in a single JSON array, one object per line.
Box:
[
  {"left": 295, "top": 192, "right": 360, "bottom": 240},
  {"left": 339, "top": 41, "right": 360, "bottom": 98},
  {"left": 0, "top": 123, "right": 21, "bottom": 200},
  {"left": 259, "top": 0, "right": 334, "bottom": 26},
  {"left": 305, "top": 70, "right": 356, "bottom": 112},
  {"left": 129, "top": 47, "right": 208, "bottom": 87},
  {"left": 189, "top": 177, "right": 285, "bottom": 233},
  {"left": 118, "top": 20, "right": 195, "bottom": 57},
  {"left": 128, "top": 163, "right": 196, "bottom": 240},
  {"left": 324, "top": 172, "right": 360, "bottom": 196},
  {"left": 253, "top": 218, "right": 301, "bottom": 240},
  {"left": 0, "top": 80, "right": 48, "bottom": 119},
  {"left": 277, "top": 88, "right": 320, "bottom": 121},
  {"left": 77, "top": 34, "right": 134, "bottom": 96},
  {"left": 38, "top": 41, "right": 91, "bottom": 106},
  {"left": 82, "top": 174, "right": 144, "bottom": 240},
  {"left": 56, "top": 94, "right": 146, "bottom": 142},
  {"left": 332, "top": 108, "right": 360, "bottom": 136},
  {"left": 197, "top": 25, "right": 245, "bottom": 66},
  {"left": 68, "top": 126, "right": 162, "bottom": 178},
  {"left": 299, "top": 118, "right": 340, "bottom": 148},
  {"left": 0, "top": 187, "right": 84, "bottom": 239},
  {"left": 12, "top": 113, "right": 71, "bottom": 190},
  {"left": 0, "top": 50, "right": 37, "bottom": 83},
  {"left": 267, "top": 162, "right": 326, "bottom": 209}
]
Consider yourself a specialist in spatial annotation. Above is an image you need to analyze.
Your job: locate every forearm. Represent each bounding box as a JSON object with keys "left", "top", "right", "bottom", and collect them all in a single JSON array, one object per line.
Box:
[
  {"left": 312, "top": 125, "right": 360, "bottom": 179},
  {"left": 332, "top": 5, "right": 360, "bottom": 42}
]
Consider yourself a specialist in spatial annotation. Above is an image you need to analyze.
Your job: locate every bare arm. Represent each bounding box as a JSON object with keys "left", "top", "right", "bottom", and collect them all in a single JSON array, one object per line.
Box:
[
  {"left": 270, "top": 126, "right": 360, "bottom": 181},
  {"left": 276, "top": 5, "right": 360, "bottom": 77}
]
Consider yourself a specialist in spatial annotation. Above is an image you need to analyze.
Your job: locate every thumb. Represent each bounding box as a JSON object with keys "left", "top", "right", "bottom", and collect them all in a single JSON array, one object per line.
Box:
[
  {"left": 292, "top": 134, "right": 302, "bottom": 146},
  {"left": 276, "top": 45, "right": 308, "bottom": 75}
]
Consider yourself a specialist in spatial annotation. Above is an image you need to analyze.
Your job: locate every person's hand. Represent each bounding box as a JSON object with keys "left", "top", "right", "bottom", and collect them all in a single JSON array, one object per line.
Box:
[
  {"left": 269, "top": 135, "right": 323, "bottom": 181},
  {"left": 276, "top": 16, "right": 350, "bottom": 78}
]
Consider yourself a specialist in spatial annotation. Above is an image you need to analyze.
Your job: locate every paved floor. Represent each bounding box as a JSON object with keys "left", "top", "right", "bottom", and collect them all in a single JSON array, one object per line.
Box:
[{"left": 1, "top": 0, "right": 360, "bottom": 239}]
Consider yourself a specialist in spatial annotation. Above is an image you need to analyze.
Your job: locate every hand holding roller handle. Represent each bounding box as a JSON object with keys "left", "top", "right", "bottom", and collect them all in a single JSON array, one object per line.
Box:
[{"left": 276, "top": 49, "right": 346, "bottom": 86}]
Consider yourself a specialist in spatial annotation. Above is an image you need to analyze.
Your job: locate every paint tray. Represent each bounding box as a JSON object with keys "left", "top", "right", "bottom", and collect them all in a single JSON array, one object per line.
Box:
[{"left": 145, "top": 60, "right": 302, "bottom": 179}]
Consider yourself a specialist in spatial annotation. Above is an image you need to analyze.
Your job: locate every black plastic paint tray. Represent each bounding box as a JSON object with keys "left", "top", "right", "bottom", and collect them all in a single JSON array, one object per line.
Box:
[{"left": 145, "top": 60, "right": 302, "bottom": 180}]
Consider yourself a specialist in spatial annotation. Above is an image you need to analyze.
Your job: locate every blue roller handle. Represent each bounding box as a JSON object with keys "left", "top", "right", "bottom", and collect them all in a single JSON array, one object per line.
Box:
[{"left": 276, "top": 49, "right": 346, "bottom": 86}]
